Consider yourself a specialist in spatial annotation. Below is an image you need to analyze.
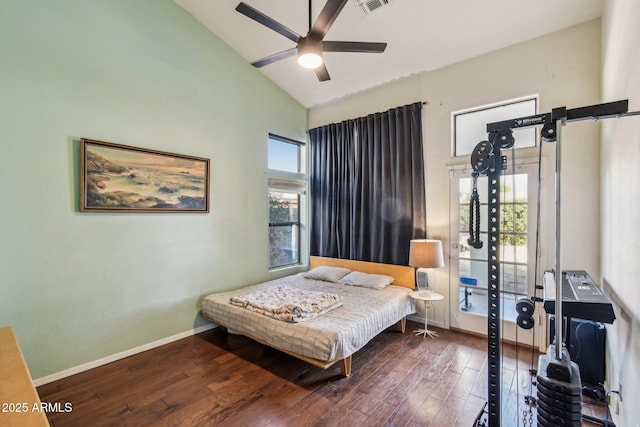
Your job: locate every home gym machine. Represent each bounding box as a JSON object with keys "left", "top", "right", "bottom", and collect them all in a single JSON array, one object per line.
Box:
[{"left": 469, "top": 99, "right": 639, "bottom": 426}]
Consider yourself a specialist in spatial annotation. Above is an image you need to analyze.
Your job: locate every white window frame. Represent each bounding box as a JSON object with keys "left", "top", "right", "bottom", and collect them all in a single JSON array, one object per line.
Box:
[
  {"left": 451, "top": 95, "right": 539, "bottom": 157},
  {"left": 267, "top": 133, "right": 306, "bottom": 270}
]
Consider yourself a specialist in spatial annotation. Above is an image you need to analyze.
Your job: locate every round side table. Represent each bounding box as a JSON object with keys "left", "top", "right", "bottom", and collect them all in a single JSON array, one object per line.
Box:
[{"left": 409, "top": 290, "right": 444, "bottom": 339}]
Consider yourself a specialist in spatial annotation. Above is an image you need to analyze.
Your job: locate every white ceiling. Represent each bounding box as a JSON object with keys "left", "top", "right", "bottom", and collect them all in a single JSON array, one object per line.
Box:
[{"left": 175, "top": 0, "right": 604, "bottom": 108}]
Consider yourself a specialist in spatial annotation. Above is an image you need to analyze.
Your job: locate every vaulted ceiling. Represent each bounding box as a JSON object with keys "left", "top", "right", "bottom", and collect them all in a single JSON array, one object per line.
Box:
[{"left": 176, "top": 0, "right": 604, "bottom": 108}]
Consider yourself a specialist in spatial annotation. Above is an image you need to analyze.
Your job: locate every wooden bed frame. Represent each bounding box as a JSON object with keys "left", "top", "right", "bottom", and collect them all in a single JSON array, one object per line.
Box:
[{"left": 211, "top": 256, "right": 416, "bottom": 377}]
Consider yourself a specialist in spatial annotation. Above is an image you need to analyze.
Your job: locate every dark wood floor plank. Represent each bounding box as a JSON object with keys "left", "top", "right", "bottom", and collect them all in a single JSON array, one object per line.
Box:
[
  {"left": 431, "top": 393, "right": 466, "bottom": 427},
  {"left": 452, "top": 394, "right": 488, "bottom": 426},
  {"left": 359, "top": 400, "right": 396, "bottom": 426},
  {"left": 155, "top": 394, "right": 225, "bottom": 427},
  {"left": 405, "top": 394, "right": 443, "bottom": 427},
  {"left": 471, "top": 357, "right": 489, "bottom": 399},
  {"left": 122, "top": 372, "right": 198, "bottom": 412},
  {"left": 327, "top": 407, "right": 369, "bottom": 427},
  {"left": 449, "top": 345, "right": 474, "bottom": 374},
  {"left": 309, "top": 398, "right": 356, "bottom": 427},
  {"left": 36, "top": 323, "right": 608, "bottom": 426},
  {"left": 275, "top": 389, "right": 335, "bottom": 427},
  {"left": 429, "top": 368, "right": 461, "bottom": 402},
  {"left": 382, "top": 355, "right": 437, "bottom": 408},
  {"left": 384, "top": 379, "right": 437, "bottom": 426},
  {"left": 354, "top": 348, "right": 422, "bottom": 415},
  {"left": 311, "top": 330, "right": 408, "bottom": 407},
  {"left": 450, "top": 365, "right": 481, "bottom": 400}
]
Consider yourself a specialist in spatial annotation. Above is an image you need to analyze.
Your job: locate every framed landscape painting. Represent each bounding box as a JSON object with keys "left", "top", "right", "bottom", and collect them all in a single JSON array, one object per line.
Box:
[{"left": 80, "top": 138, "right": 210, "bottom": 213}]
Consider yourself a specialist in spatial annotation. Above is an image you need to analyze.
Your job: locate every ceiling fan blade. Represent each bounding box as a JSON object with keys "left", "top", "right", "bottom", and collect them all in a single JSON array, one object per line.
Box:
[
  {"left": 323, "top": 41, "right": 387, "bottom": 53},
  {"left": 315, "top": 63, "right": 331, "bottom": 81},
  {"left": 310, "top": 0, "right": 349, "bottom": 39},
  {"left": 250, "top": 48, "right": 298, "bottom": 68},
  {"left": 236, "top": 2, "right": 300, "bottom": 44}
]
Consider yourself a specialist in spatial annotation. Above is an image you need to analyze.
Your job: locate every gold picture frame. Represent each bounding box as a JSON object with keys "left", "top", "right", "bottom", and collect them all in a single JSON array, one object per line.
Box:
[{"left": 80, "top": 138, "right": 210, "bottom": 213}]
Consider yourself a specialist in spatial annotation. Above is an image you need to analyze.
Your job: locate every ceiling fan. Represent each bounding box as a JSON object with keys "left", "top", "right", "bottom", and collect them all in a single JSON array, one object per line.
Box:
[{"left": 235, "top": 0, "right": 387, "bottom": 81}]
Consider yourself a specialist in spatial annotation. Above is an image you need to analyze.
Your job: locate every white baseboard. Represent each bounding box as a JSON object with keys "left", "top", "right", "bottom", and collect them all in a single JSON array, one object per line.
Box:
[
  {"left": 33, "top": 323, "right": 218, "bottom": 387},
  {"left": 407, "top": 314, "right": 445, "bottom": 330}
]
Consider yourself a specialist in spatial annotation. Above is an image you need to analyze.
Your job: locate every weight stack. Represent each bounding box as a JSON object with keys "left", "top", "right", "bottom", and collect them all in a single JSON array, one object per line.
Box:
[{"left": 536, "top": 345, "right": 582, "bottom": 427}]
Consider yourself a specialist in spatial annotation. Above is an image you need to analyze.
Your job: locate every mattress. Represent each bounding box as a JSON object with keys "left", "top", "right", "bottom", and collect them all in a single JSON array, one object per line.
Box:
[{"left": 201, "top": 272, "right": 415, "bottom": 362}]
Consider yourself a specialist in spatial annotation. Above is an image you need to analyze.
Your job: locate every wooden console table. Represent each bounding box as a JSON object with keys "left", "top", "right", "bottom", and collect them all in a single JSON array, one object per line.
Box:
[{"left": 0, "top": 326, "right": 50, "bottom": 426}]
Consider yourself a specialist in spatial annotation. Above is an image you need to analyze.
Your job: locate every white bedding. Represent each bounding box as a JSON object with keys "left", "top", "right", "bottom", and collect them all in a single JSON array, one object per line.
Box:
[
  {"left": 201, "top": 272, "right": 415, "bottom": 362},
  {"left": 229, "top": 285, "right": 343, "bottom": 322}
]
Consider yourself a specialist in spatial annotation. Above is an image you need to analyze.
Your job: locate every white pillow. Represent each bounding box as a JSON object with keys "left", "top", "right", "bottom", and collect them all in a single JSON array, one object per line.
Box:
[
  {"left": 303, "top": 266, "right": 351, "bottom": 283},
  {"left": 338, "top": 271, "right": 395, "bottom": 290}
]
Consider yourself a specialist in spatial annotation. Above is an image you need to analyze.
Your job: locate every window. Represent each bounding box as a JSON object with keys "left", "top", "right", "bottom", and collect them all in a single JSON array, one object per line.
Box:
[
  {"left": 268, "top": 134, "right": 301, "bottom": 173},
  {"left": 267, "top": 134, "right": 306, "bottom": 269},
  {"left": 452, "top": 96, "right": 538, "bottom": 156},
  {"left": 269, "top": 190, "right": 300, "bottom": 268}
]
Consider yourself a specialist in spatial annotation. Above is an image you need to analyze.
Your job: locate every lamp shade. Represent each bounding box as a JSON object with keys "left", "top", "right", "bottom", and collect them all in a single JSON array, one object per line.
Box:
[{"left": 409, "top": 239, "right": 444, "bottom": 269}]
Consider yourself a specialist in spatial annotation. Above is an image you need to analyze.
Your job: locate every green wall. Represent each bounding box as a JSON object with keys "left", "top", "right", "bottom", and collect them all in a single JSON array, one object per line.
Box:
[{"left": 0, "top": 0, "right": 307, "bottom": 379}]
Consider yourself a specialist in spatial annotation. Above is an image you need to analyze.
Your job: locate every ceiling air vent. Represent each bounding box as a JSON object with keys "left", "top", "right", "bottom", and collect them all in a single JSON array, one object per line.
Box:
[{"left": 353, "top": 0, "right": 391, "bottom": 15}]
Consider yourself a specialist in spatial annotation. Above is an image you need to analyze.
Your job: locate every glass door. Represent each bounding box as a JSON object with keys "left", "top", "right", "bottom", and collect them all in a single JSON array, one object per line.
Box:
[{"left": 449, "top": 162, "right": 541, "bottom": 347}]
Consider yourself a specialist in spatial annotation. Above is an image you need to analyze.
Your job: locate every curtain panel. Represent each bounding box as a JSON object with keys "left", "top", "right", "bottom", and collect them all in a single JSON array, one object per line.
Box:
[{"left": 309, "top": 102, "right": 426, "bottom": 265}]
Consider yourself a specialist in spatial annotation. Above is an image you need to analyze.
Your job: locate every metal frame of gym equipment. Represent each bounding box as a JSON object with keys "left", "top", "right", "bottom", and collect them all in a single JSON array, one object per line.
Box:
[{"left": 469, "top": 99, "right": 639, "bottom": 426}]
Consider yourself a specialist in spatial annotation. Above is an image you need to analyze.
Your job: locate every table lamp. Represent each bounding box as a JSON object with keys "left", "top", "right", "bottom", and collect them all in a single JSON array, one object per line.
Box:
[{"left": 409, "top": 239, "right": 444, "bottom": 296}]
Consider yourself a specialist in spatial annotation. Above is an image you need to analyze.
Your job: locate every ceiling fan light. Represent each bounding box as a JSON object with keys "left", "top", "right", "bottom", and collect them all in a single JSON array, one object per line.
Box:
[
  {"left": 298, "top": 52, "right": 323, "bottom": 68},
  {"left": 297, "top": 37, "right": 323, "bottom": 69}
]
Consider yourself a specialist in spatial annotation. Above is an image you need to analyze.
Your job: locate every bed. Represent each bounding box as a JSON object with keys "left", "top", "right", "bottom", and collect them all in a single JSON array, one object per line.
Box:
[{"left": 201, "top": 256, "right": 416, "bottom": 376}]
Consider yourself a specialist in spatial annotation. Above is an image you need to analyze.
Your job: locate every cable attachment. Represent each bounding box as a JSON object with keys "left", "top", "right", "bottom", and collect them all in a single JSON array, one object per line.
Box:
[
  {"left": 467, "top": 140, "right": 494, "bottom": 250},
  {"left": 467, "top": 172, "right": 483, "bottom": 249}
]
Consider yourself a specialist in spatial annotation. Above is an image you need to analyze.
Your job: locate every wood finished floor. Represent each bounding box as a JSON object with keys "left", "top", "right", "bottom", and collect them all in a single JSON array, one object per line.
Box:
[{"left": 37, "top": 322, "right": 607, "bottom": 426}]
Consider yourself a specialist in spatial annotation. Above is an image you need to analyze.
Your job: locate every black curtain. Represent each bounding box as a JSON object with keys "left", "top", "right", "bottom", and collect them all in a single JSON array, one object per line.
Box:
[{"left": 309, "top": 102, "right": 426, "bottom": 265}]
